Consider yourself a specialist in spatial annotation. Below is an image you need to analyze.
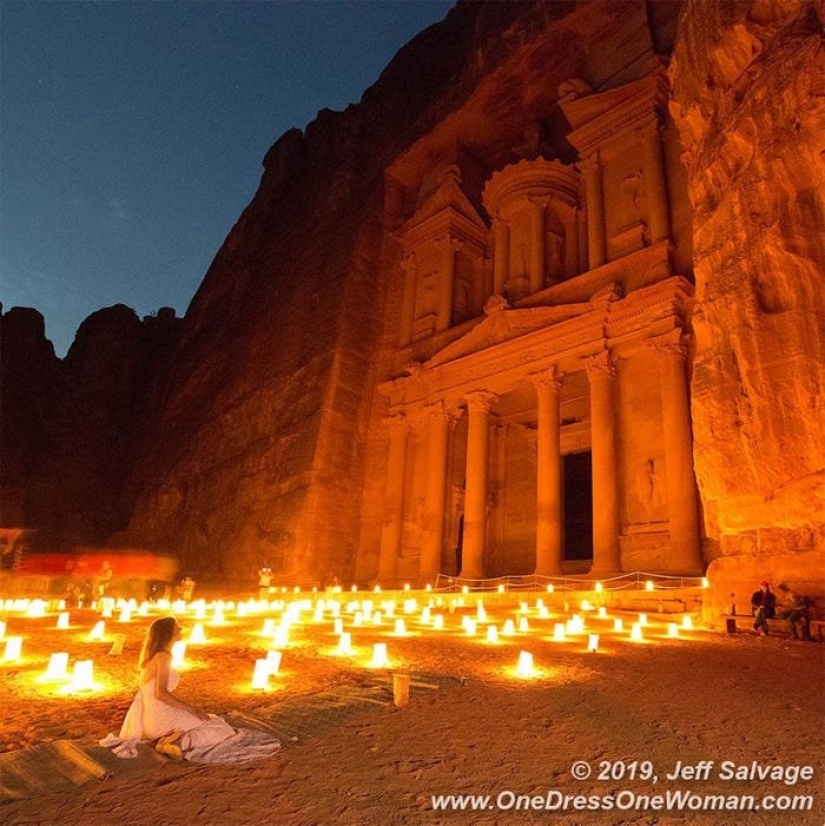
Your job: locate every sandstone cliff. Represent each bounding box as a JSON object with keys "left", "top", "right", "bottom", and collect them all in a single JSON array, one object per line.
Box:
[{"left": 669, "top": 0, "right": 825, "bottom": 605}]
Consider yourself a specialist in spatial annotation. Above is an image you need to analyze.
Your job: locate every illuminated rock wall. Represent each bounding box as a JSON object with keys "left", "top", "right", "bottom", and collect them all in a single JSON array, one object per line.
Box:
[{"left": 668, "top": 0, "right": 825, "bottom": 605}]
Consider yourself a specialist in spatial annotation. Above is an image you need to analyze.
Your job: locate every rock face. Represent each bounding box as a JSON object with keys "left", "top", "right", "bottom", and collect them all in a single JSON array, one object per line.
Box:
[
  {"left": 668, "top": 0, "right": 825, "bottom": 608},
  {"left": 0, "top": 305, "right": 181, "bottom": 548},
  {"left": 2, "top": 0, "right": 822, "bottom": 603}
]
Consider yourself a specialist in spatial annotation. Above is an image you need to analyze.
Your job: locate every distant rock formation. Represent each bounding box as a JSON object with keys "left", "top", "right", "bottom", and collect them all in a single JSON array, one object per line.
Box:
[{"left": 0, "top": 304, "right": 181, "bottom": 549}]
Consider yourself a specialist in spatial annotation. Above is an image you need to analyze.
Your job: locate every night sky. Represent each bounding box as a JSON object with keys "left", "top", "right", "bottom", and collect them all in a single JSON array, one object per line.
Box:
[{"left": 0, "top": 0, "right": 454, "bottom": 357}]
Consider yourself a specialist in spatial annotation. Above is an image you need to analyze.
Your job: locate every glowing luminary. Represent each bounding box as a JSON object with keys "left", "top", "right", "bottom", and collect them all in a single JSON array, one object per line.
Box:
[
  {"left": 273, "top": 626, "right": 290, "bottom": 648},
  {"left": 138, "top": 602, "right": 149, "bottom": 616},
  {"left": 373, "top": 585, "right": 382, "bottom": 594},
  {"left": 56, "top": 612, "right": 70, "bottom": 630},
  {"left": 394, "top": 619, "right": 407, "bottom": 636},
  {"left": 516, "top": 651, "right": 535, "bottom": 677},
  {"left": 645, "top": 580, "right": 655, "bottom": 592},
  {"left": 26, "top": 600, "right": 47, "bottom": 618},
  {"left": 580, "top": 599, "right": 594, "bottom": 612},
  {"left": 189, "top": 623, "right": 207, "bottom": 644},
  {"left": 195, "top": 604, "right": 207, "bottom": 620},
  {"left": 519, "top": 601, "right": 529, "bottom": 615},
  {"left": 3, "top": 636, "right": 23, "bottom": 661},
  {"left": 403, "top": 599, "right": 417, "bottom": 614},
  {"left": 171, "top": 640, "right": 187, "bottom": 668},
  {"left": 486, "top": 625, "right": 499, "bottom": 643},
  {"left": 251, "top": 659, "right": 270, "bottom": 690},
  {"left": 538, "top": 605, "right": 550, "bottom": 619},
  {"left": 497, "top": 584, "right": 505, "bottom": 594},
  {"left": 403, "top": 583, "right": 410, "bottom": 592},
  {"left": 464, "top": 619, "right": 477, "bottom": 636},
  {"left": 57, "top": 599, "right": 66, "bottom": 610},
  {"left": 638, "top": 613, "right": 649, "bottom": 626},
  {"left": 353, "top": 612, "right": 364, "bottom": 628},
  {"left": 432, "top": 615, "right": 445, "bottom": 631},
  {"left": 371, "top": 611, "right": 383, "bottom": 626},
  {"left": 595, "top": 582, "right": 603, "bottom": 593},
  {"left": 702, "top": 577, "right": 709, "bottom": 589},
  {"left": 236, "top": 603, "right": 249, "bottom": 618},
  {"left": 567, "top": 615, "right": 585, "bottom": 634},
  {"left": 519, "top": 617, "right": 529, "bottom": 633},
  {"left": 598, "top": 607, "right": 608, "bottom": 619},
  {"left": 266, "top": 650, "right": 282, "bottom": 674},
  {"left": 587, "top": 634, "right": 600, "bottom": 653},
  {"left": 425, "top": 584, "right": 432, "bottom": 593},
  {"left": 335, "top": 633, "right": 354, "bottom": 656},
  {"left": 0, "top": 620, "right": 6, "bottom": 640},
  {"left": 211, "top": 605, "right": 226, "bottom": 625},
  {"left": 43, "top": 652, "right": 69, "bottom": 681},
  {"left": 90, "top": 621, "right": 106, "bottom": 640},
  {"left": 630, "top": 623, "right": 644, "bottom": 642},
  {"left": 420, "top": 607, "right": 431, "bottom": 625},
  {"left": 350, "top": 585, "right": 358, "bottom": 593},
  {"left": 312, "top": 605, "right": 325, "bottom": 623},
  {"left": 546, "top": 584, "right": 555, "bottom": 594},
  {"left": 333, "top": 618, "right": 344, "bottom": 636},
  {"left": 613, "top": 618, "right": 624, "bottom": 632},
  {"left": 681, "top": 615, "right": 694, "bottom": 630},
  {"left": 118, "top": 608, "right": 132, "bottom": 623},
  {"left": 553, "top": 624, "right": 566, "bottom": 642},
  {"left": 369, "top": 642, "right": 390, "bottom": 668},
  {"left": 667, "top": 623, "right": 680, "bottom": 638},
  {"left": 68, "top": 660, "right": 95, "bottom": 692},
  {"left": 503, "top": 619, "right": 516, "bottom": 636},
  {"left": 476, "top": 604, "right": 487, "bottom": 623}
]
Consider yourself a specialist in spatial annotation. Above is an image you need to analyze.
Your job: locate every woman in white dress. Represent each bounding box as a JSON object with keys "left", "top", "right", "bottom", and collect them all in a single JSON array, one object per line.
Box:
[{"left": 115, "top": 616, "right": 235, "bottom": 757}]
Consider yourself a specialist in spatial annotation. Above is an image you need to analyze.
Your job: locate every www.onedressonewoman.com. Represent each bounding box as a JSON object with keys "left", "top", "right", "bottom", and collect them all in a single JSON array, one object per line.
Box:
[{"left": 430, "top": 789, "right": 816, "bottom": 814}]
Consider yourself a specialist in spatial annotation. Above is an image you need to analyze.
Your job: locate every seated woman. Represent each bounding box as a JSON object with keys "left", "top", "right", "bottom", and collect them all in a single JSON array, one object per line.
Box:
[{"left": 103, "top": 616, "right": 279, "bottom": 762}]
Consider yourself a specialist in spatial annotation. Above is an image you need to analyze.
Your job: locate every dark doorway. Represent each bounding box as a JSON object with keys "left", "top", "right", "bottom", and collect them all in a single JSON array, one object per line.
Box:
[{"left": 563, "top": 451, "right": 593, "bottom": 561}]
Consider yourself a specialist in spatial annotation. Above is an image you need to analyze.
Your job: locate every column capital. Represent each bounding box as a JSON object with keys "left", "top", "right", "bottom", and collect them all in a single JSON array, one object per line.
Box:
[
  {"left": 584, "top": 349, "right": 615, "bottom": 380},
  {"left": 579, "top": 150, "right": 603, "bottom": 174},
  {"left": 384, "top": 411, "right": 409, "bottom": 432},
  {"left": 648, "top": 329, "right": 689, "bottom": 362},
  {"left": 424, "top": 400, "right": 460, "bottom": 425},
  {"left": 400, "top": 252, "right": 417, "bottom": 273},
  {"left": 529, "top": 366, "right": 564, "bottom": 394},
  {"left": 465, "top": 390, "right": 499, "bottom": 413}
]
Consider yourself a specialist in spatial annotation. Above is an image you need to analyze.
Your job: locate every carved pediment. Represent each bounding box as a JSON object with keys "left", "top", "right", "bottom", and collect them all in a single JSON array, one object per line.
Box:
[
  {"left": 400, "top": 166, "right": 487, "bottom": 246},
  {"left": 424, "top": 296, "right": 593, "bottom": 368}
]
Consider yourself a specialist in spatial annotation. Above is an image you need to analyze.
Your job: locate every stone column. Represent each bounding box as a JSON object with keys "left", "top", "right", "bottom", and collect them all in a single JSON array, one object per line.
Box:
[
  {"left": 436, "top": 238, "right": 458, "bottom": 333},
  {"left": 532, "top": 368, "right": 564, "bottom": 576},
  {"left": 377, "top": 413, "right": 409, "bottom": 583},
  {"left": 640, "top": 123, "right": 670, "bottom": 244},
  {"left": 398, "top": 253, "right": 417, "bottom": 347},
  {"left": 577, "top": 207, "right": 589, "bottom": 273},
  {"left": 649, "top": 330, "right": 703, "bottom": 574},
  {"left": 461, "top": 391, "right": 498, "bottom": 579},
  {"left": 493, "top": 218, "right": 510, "bottom": 296},
  {"left": 419, "top": 402, "right": 455, "bottom": 582},
  {"left": 585, "top": 351, "right": 621, "bottom": 575},
  {"left": 529, "top": 198, "right": 547, "bottom": 294},
  {"left": 582, "top": 152, "right": 606, "bottom": 269}
]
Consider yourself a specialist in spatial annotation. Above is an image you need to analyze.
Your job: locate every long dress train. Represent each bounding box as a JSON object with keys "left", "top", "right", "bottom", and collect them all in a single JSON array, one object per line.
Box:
[{"left": 101, "top": 668, "right": 280, "bottom": 763}]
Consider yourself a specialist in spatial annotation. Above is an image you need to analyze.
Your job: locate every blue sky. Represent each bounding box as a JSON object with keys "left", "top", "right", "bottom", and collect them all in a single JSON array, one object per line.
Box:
[{"left": 0, "top": 0, "right": 453, "bottom": 357}]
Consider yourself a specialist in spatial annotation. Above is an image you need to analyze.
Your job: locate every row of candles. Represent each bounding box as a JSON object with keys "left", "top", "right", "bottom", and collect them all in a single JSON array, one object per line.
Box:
[{"left": 1, "top": 592, "right": 699, "bottom": 694}]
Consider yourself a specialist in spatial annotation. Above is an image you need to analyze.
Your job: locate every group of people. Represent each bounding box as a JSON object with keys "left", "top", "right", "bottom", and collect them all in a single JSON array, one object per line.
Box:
[{"left": 751, "top": 580, "right": 810, "bottom": 639}]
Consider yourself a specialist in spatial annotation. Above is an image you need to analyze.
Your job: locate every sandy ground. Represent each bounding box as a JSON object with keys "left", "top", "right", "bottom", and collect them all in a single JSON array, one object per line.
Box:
[{"left": 0, "top": 589, "right": 823, "bottom": 826}]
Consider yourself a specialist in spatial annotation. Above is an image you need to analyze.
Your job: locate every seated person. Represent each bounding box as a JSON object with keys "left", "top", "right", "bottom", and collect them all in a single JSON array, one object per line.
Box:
[
  {"left": 776, "top": 583, "right": 809, "bottom": 640},
  {"left": 751, "top": 580, "right": 776, "bottom": 635}
]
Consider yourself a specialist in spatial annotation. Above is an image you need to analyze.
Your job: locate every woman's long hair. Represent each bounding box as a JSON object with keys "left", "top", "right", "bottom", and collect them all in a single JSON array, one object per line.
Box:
[{"left": 139, "top": 616, "right": 177, "bottom": 669}]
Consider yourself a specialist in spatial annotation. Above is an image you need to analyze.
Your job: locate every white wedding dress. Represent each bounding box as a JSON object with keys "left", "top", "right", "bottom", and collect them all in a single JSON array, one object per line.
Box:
[{"left": 101, "top": 667, "right": 280, "bottom": 763}]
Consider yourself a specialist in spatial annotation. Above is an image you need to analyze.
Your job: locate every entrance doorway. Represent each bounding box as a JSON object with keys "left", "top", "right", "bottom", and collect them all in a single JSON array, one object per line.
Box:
[{"left": 563, "top": 451, "right": 593, "bottom": 561}]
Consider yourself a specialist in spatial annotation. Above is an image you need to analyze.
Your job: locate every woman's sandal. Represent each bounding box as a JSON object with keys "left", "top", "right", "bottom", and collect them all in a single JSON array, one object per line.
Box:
[{"left": 155, "top": 731, "right": 184, "bottom": 761}]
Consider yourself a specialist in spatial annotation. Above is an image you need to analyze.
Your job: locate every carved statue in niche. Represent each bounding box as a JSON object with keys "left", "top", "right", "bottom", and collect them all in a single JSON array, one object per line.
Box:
[
  {"left": 545, "top": 230, "right": 565, "bottom": 285},
  {"left": 453, "top": 270, "right": 474, "bottom": 324},
  {"left": 631, "top": 457, "right": 666, "bottom": 522}
]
